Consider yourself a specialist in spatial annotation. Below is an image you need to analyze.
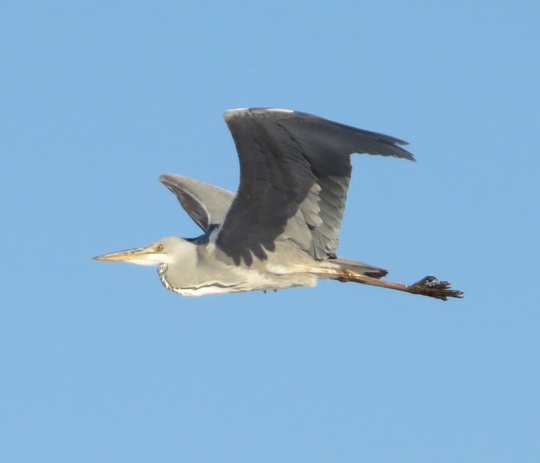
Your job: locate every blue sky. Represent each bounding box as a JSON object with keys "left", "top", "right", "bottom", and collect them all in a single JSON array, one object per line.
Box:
[{"left": 2, "top": 1, "right": 539, "bottom": 461}]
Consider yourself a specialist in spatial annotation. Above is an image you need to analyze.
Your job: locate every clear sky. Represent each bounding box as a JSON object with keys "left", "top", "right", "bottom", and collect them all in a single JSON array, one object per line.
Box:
[{"left": 2, "top": 1, "right": 539, "bottom": 462}]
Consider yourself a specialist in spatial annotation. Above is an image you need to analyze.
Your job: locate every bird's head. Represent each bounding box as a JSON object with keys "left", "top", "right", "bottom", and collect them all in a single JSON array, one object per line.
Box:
[{"left": 93, "top": 236, "right": 193, "bottom": 267}]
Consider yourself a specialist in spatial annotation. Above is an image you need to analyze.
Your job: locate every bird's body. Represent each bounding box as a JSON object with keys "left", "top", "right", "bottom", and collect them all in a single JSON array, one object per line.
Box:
[
  {"left": 157, "top": 238, "right": 318, "bottom": 296},
  {"left": 154, "top": 236, "right": 384, "bottom": 296},
  {"left": 95, "top": 108, "right": 462, "bottom": 300}
]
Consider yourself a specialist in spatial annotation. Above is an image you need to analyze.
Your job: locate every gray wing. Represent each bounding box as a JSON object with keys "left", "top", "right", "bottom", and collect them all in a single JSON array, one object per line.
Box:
[
  {"left": 159, "top": 174, "right": 235, "bottom": 232},
  {"left": 216, "top": 108, "right": 414, "bottom": 265}
]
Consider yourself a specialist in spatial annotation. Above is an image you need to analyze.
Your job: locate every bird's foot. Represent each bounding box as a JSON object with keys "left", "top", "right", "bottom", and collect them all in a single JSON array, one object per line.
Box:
[{"left": 408, "top": 276, "right": 463, "bottom": 301}]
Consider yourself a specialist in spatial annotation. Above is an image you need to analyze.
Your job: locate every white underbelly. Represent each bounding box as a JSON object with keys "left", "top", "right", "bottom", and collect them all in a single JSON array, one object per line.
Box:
[{"left": 169, "top": 270, "right": 318, "bottom": 296}]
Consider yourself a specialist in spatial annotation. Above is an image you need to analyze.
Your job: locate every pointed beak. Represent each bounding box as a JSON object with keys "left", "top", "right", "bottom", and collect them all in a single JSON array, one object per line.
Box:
[{"left": 93, "top": 246, "right": 155, "bottom": 264}]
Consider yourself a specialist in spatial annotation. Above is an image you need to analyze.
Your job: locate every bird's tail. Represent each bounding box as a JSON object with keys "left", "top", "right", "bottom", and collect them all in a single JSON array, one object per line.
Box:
[{"left": 329, "top": 257, "right": 388, "bottom": 279}]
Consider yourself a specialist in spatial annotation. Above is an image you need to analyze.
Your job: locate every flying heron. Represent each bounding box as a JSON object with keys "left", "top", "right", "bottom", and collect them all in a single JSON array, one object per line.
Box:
[{"left": 94, "top": 108, "right": 462, "bottom": 300}]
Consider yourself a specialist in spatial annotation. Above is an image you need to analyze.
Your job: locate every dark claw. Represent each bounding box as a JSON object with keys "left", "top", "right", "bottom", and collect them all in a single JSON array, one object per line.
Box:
[
  {"left": 412, "top": 275, "right": 437, "bottom": 286},
  {"left": 409, "top": 275, "right": 464, "bottom": 301}
]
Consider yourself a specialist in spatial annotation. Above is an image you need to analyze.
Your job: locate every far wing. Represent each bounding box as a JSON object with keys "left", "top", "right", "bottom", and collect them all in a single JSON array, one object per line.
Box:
[
  {"left": 159, "top": 174, "right": 235, "bottom": 232},
  {"left": 216, "top": 108, "right": 414, "bottom": 265}
]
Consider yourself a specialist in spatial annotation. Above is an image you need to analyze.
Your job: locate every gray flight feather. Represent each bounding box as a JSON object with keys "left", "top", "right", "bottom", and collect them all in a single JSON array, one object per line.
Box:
[
  {"left": 217, "top": 108, "right": 414, "bottom": 265},
  {"left": 159, "top": 174, "right": 235, "bottom": 232}
]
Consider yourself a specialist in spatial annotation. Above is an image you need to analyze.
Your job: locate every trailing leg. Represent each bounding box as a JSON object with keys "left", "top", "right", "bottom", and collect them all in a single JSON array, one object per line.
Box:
[{"left": 336, "top": 270, "right": 463, "bottom": 301}]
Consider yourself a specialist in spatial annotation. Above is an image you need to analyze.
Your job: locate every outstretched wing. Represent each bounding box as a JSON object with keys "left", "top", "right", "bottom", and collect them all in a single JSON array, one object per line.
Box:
[
  {"left": 216, "top": 108, "right": 415, "bottom": 265},
  {"left": 159, "top": 174, "right": 235, "bottom": 232}
]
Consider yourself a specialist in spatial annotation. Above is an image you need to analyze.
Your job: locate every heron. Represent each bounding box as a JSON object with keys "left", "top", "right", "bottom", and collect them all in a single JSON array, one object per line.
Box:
[{"left": 94, "top": 108, "right": 462, "bottom": 300}]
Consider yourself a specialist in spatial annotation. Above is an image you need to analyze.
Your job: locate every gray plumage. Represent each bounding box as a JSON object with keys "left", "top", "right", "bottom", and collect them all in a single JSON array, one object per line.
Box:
[
  {"left": 219, "top": 108, "right": 413, "bottom": 265},
  {"left": 94, "top": 108, "right": 463, "bottom": 301},
  {"left": 159, "top": 174, "right": 234, "bottom": 232}
]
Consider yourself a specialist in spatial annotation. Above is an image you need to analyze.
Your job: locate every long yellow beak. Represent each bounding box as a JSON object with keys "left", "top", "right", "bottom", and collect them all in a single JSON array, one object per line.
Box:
[{"left": 93, "top": 246, "right": 153, "bottom": 263}]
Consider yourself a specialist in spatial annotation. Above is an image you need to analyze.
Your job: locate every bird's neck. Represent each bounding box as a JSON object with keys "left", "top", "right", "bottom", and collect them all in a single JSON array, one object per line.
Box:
[
  {"left": 156, "top": 241, "right": 199, "bottom": 295},
  {"left": 157, "top": 264, "right": 177, "bottom": 294}
]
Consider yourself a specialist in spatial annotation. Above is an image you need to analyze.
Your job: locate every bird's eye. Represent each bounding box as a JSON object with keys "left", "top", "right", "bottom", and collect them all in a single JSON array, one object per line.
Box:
[{"left": 156, "top": 244, "right": 164, "bottom": 252}]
